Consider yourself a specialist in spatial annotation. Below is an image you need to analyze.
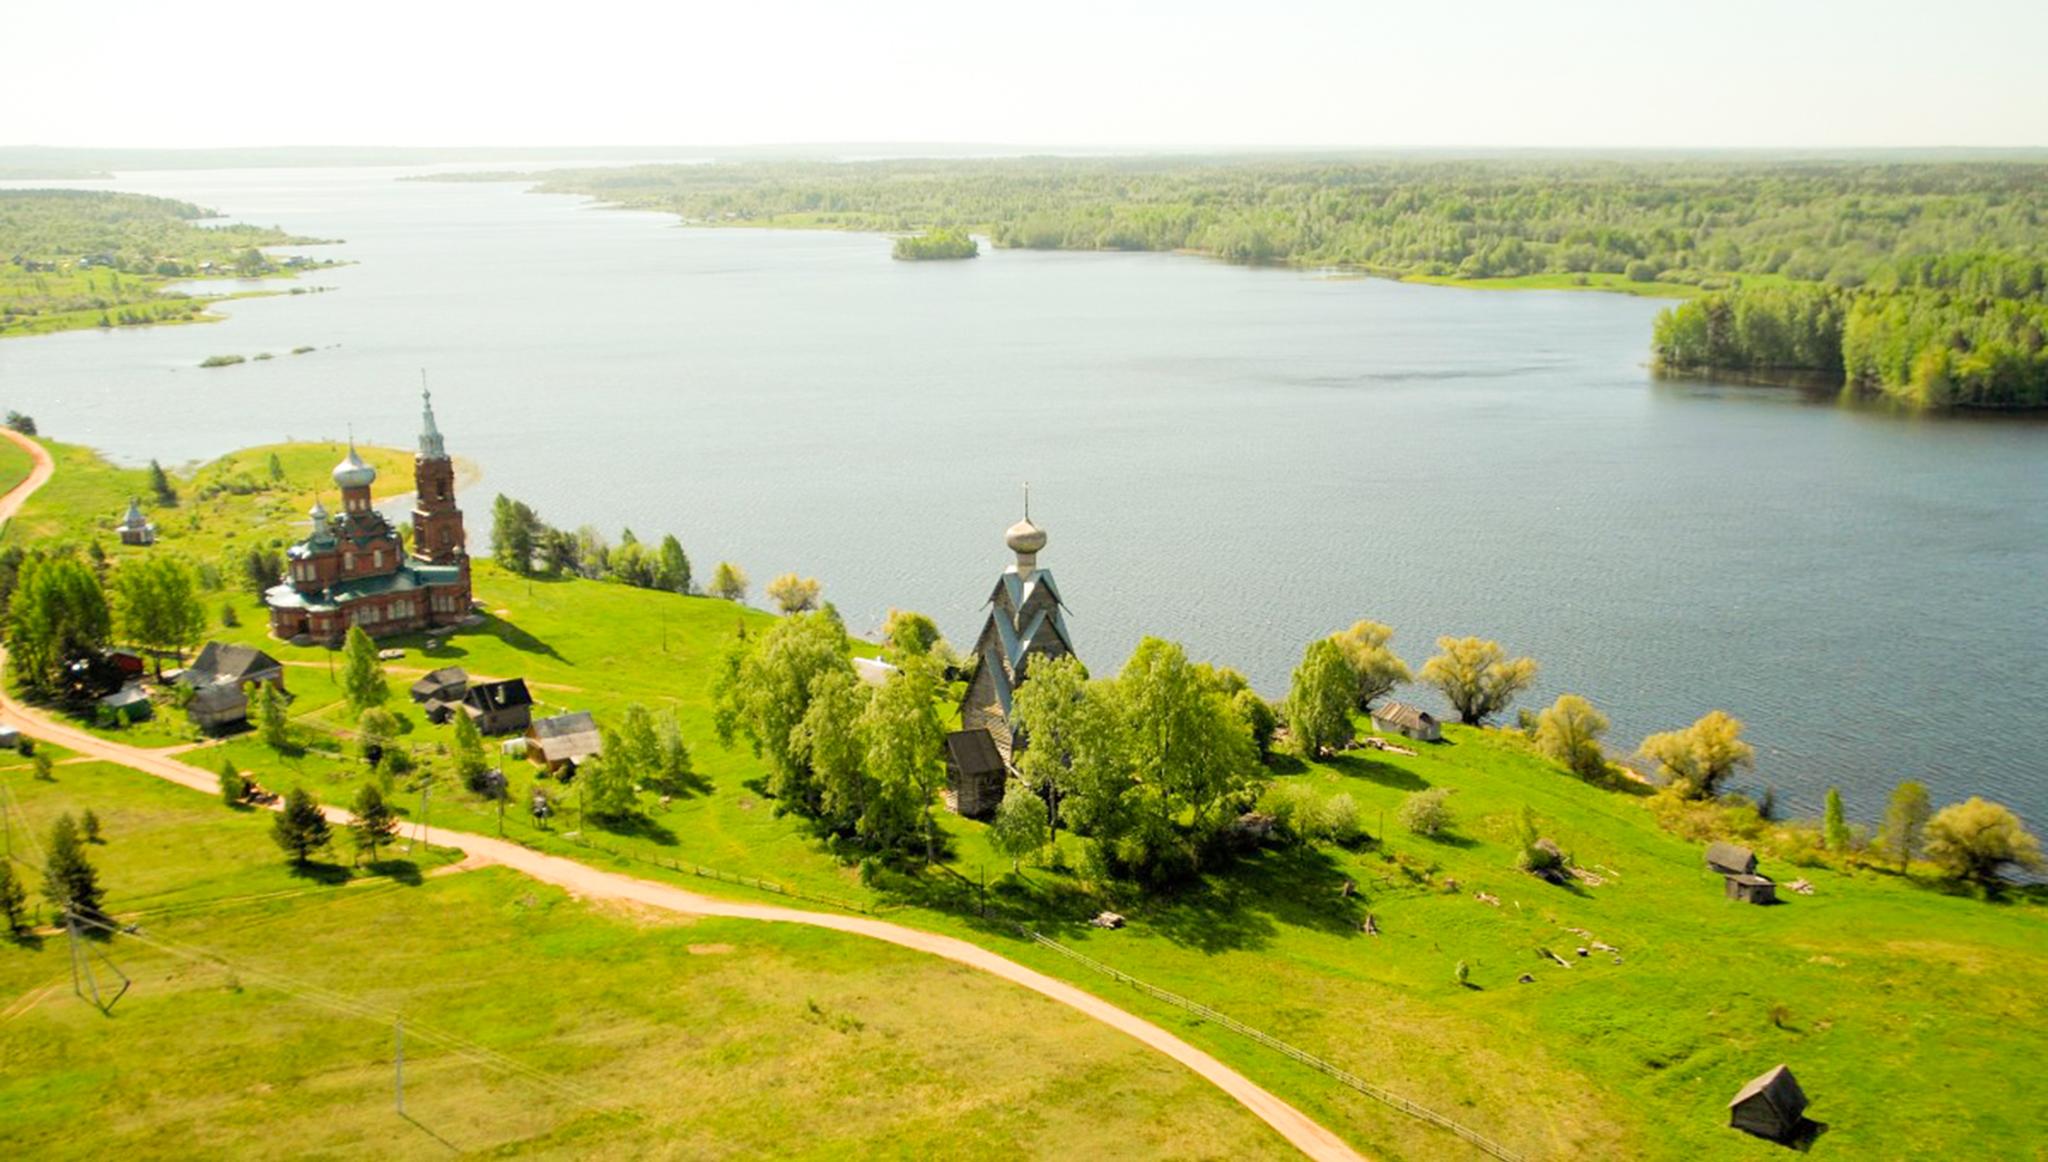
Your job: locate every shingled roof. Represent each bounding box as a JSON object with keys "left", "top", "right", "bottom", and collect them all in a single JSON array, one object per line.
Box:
[
  {"left": 529, "top": 711, "right": 602, "bottom": 762},
  {"left": 180, "top": 642, "right": 284, "bottom": 688}
]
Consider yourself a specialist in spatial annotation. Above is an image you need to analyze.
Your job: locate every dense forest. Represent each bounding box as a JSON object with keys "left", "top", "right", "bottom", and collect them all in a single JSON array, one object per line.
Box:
[
  {"left": 0, "top": 190, "right": 328, "bottom": 336},
  {"left": 450, "top": 156, "right": 2048, "bottom": 407}
]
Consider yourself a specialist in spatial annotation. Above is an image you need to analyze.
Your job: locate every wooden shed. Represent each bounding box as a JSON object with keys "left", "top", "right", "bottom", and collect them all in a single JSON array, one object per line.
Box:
[
  {"left": 1370, "top": 701, "right": 1442, "bottom": 742},
  {"left": 1705, "top": 842, "right": 1758, "bottom": 877},
  {"left": 945, "top": 728, "right": 1007, "bottom": 819},
  {"left": 462, "top": 678, "right": 533, "bottom": 736},
  {"left": 1725, "top": 873, "right": 1777, "bottom": 905},
  {"left": 1729, "top": 1064, "right": 1808, "bottom": 1141},
  {"left": 410, "top": 666, "right": 469, "bottom": 705}
]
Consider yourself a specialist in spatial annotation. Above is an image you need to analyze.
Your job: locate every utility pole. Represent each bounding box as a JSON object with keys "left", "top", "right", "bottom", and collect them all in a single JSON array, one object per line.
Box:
[
  {"left": 394, "top": 1018, "right": 405, "bottom": 1115},
  {"left": 410, "top": 782, "right": 431, "bottom": 854}
]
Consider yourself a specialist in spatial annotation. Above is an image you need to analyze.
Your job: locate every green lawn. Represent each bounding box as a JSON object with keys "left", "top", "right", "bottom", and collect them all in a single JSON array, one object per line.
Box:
[
  {"left": 14, "top": 444, "right": 2047, "bottom": 1161},
  {"left": 0, "top": 438, "right": 34, "bottom": 497},
  {"left": 0, "top": 760, "right": 1286, "bottom": 1160}
]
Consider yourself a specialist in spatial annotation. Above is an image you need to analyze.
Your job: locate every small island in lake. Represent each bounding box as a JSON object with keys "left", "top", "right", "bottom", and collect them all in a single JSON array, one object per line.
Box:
[{"left": 892, "top": 228, "right": 978, "bottom": 261}]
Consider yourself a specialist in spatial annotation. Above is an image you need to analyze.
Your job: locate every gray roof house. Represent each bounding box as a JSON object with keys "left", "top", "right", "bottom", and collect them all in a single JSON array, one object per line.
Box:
[
  {"left": 527, "top": 711, "right": 602, "bottom": 773},
  {"left": 1729, "top": 1064, "right": 1808, "bottom": 1141},
  {"left": 1370, "top": 700, "right": 1442, "bottom": 742},
  {"left": 173, "top": 642, "right": 286, "bottom": 731},
  {"left": 462, "top": 678, "right": 534, "bottom": 736},
  {"left": 1705, "top": 842, "right": 1759, "bottom": 877}
]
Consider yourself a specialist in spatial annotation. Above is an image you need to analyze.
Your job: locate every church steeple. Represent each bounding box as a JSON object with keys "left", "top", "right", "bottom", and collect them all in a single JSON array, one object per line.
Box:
[{"left": 418, "top": 378, "right": 447, "bottom": 461}]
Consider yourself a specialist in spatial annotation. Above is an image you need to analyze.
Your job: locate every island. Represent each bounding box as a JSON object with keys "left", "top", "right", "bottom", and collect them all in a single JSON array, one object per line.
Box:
[{"left": 891, "top": 228, "right": 978, "bottom": 261}]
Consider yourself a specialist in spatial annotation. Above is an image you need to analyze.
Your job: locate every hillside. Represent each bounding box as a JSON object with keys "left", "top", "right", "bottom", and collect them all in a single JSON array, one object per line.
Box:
[{"left": 9, "top": 439, "right": 2042, "bottom": 1160}]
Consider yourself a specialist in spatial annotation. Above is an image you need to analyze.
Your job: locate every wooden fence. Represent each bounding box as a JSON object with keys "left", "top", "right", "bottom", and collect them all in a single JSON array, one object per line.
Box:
[{"left": 1021, "top": 928, "right": 1524, "bottom": 1162}]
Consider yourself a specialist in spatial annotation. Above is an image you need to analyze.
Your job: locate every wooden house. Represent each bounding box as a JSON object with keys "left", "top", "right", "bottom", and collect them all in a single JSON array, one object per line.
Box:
[
  {"left": 1705, "top": 842, "right": 1759, "bottom": 877},
  {"left": 1729, "top": 1064, "right": 1808, "bottom": 1141},
  {"left": 462, "top": 678, "right": 533, "bottom": 736},
  {"left": 527, "top": 711, "right": 602, "bottom": 775},
  {"left": 174, "top": 642, "right": 287, "bottom": 732},
  {"left": 1370, "top": 700, "right": 1442, "bottom": 742},
  {"left": 945, "top": 728, "right": 1007, "bottom": 819},
  {"left": 410, "top": 666, "right": 469, "bottom": 722}
]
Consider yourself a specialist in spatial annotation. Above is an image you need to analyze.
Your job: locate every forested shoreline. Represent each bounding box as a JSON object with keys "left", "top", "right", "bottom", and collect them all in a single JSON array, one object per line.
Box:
[{"left": 438, "top": 156, "right": 2048, "bottom": 407}]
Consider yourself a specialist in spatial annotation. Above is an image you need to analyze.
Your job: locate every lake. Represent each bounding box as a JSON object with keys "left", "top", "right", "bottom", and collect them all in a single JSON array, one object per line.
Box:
[{"left": 2, "top": 165, "right": 2044, "bottom": 830}]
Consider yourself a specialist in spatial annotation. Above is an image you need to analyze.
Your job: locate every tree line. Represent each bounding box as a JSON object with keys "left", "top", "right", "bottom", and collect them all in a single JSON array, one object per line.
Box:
[
  {"left": 490, "top": 494, "right": 693, "bottom": 593},
  {"left": 1653, "top": 283, "right": 2048, "bottom": 407}
]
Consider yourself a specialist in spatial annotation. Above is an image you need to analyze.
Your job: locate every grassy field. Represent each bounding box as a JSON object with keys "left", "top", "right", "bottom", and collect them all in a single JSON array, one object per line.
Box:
[
  {"left": 0, "top": 760, "right": 1287, "bottom": 1160},
  {"left": 15, "top": 443, "right": 2048, "bottom": 1160},
  {"left": 0, "top": 437, "right": 34, "bottom": 497}
]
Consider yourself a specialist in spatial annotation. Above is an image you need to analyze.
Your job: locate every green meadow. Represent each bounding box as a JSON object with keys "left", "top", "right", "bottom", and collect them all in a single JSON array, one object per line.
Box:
[
  {"left": 7, "top": 441, "right": 2046, "bottom": 1160},
  {"left": 0, "top": 761, "right": 1284, "bottom": 1160}
]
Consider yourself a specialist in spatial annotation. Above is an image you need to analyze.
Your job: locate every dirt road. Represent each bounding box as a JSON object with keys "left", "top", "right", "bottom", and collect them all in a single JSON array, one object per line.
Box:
[{"left": 0, "top": 424, "right": 1364, "bottom": 1160}]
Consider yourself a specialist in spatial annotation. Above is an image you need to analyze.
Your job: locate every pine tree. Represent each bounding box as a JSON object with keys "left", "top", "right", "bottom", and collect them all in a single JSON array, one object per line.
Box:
[
  {"left": 42, "top": 814, "right": 105, "bottom": 921},
  {"left": 146, "top": 459, "right": 177, "bottom": 505},
  {"left": 0, "top": 861, "right": 30, "bottom": 936},
  {"left": 451, "top": 709, "right": 489, "bottom": 792},
  {"left": 267, "top": 452, "right": 285, "bottom": 482},
  {"left": 272, "top": 788, "right": 332, "bottom": 866},
  {"left": 218, "top": 754, "right": 246, "bottom": 806},
  {"left": 81, "top": 809, "right": 102, "bottom": 844},
  {"left": 1823, "top": 787, "right": 1851, "bottom": 852},
  {"left": 1877, "top": 780, "right": 1933, "bottom": 872},
  {"left": 349, "top": 785, "right": 398, "bottom": 864},
  {"left": 257, "top": 682, "right": 291, "bottom": 751},
  {"left": 340, "top": 626, "right": 389, "bottom": 712}
]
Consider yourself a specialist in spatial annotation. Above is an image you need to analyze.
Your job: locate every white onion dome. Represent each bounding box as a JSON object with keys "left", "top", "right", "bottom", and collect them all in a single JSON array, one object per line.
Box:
[
  {"left": 1005, "top": 517, "right": 1047, "bottom": 555},
  {"left": 332, "top": 443, "right": 377, "bottom": 490},
  {"left": 309, "top": 497, "right": 329, "bottom": 524}
]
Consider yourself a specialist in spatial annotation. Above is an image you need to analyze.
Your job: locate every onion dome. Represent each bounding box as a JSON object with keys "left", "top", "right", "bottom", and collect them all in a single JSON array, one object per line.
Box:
[
  {"left": 121, "top": 497, "right": 147, "bottom": 528},
  {"left": 419, "top": 386, "right": 447, "bottom": 460},
  {"left": 309, "top": 497, "right": 329, "bottom": 529},
  {"left": 1005, "top": 517, "right": 1047, "bottom": 555},
  {"left": 332, "top": 441, "right": 376, "bottom": 490}
]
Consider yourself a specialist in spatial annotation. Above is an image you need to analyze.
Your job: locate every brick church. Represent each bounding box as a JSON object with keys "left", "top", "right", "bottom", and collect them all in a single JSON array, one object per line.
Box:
[{"left": 265, "top": 390, "right": 474, "bottom": 643}]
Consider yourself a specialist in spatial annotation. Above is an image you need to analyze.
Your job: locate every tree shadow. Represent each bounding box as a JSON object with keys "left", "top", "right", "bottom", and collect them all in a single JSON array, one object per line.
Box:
[
  {"left": 365, "top": 858, "right": 424, "bottom": 885},
  {"left": 6, "top": 930, "right": 47, "bottom": 951},
  {"left": 1420, "top": 830, "right": 1478, "bottom": 849},
  {"left": 1137, "top": 844, "right": 1368, "bottom": 954},
  {"left": 596, "top": 813, "right": 678, "bottom": 846},
  {"left": 288, "top": 860, "right": 352, "bottom": 885},
  {"left": 1323, "top": 752, "right": 1428, "bottom": 791},
  {"left": 477, "top": 615, "right": 565, "bottom": 663}
]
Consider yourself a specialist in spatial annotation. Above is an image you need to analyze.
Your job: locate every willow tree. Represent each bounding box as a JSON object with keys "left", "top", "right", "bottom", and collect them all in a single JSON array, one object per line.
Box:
[
  {"left": 1009, "top": 653, "right": 1121, "bottom": 838},
  {"left": 1923, "top": 798, "right": 2043, "bottom": 892},
  {"left": 1419, "top": 636, "right": 1537, "bottom": 724},
  {"left": 1639, "top": 710, "right": 1754, "bottom": 799},
  {"left": 1332, "top": 620, "right": 1410, "bottom": 710},
  {"left": 1532, "top": 694, "right": 1609, "bottom": 779},
  {"left": 712, "top": 609, "right": 853, "bottom": 812},
  {"left": 858, "top": 666, "right": 944, "bottom": 862}
]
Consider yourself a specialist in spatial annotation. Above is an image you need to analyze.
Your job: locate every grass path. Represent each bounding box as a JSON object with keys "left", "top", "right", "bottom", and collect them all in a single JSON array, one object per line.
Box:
[{"left": 0, "top": 644, "right": 1363, "bottom": 1162}]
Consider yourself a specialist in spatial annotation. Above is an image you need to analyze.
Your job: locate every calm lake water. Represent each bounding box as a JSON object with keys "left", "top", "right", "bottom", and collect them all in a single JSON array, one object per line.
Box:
[{"left": 2, "top": 166, "right": 2044, "bottom": 829}]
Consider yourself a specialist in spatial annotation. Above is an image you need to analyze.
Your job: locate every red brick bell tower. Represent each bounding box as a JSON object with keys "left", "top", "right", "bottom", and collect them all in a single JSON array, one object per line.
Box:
[{"left": 411, "top": 387, "right": 467, "bottom": 568}]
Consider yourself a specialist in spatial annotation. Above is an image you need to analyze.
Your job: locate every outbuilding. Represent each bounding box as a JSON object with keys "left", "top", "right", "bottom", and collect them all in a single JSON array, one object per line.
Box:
[
  {"left": 1370, "top": 701, "right": 1442, "bottom": 742},
  {"left": 411, "top": 666, "right": 469, "bottom": 704},
  {"left": 527, "top": 711, "right": 602, "bottom": 776},
  {"left": 462, "top": 678, "right": 533, "bottom": 736},
  {"left": 1725, "top": 874, "right": 1778, "bottom": 905},
  {"left": 1728, "top": 1064, "right": 1808, "bottom": 1142},
  {"left": 945, "top": 728, "right": 1007, "bottom": 819},
  {"left": 116, "top": 498, "right": 156, "bottom": 546},
  {"left": 1706, "top": 842, "right": 1759, "bottom": 877},
  {"left": 97, "top": 683, "right": 153, "bottom": 726},
  {"left": 173, "top": 642, "right": 287, "bottom": 732}
]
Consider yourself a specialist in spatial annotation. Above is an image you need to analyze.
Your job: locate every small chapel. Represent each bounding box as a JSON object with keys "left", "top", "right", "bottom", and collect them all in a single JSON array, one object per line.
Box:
[
  {"left": 946, "top": 505, "right": 1077, "bottom": 818},
  {"left": 264, "top": 390, "right": 474, "bottom": 643}
]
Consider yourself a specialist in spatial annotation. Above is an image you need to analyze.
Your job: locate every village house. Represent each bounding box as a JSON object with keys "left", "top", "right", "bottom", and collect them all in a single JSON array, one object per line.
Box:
[
  {"left": 946, "top": 507, "right": 1076, "bottom": 819},
  {"left": 527, "top": 711, "right": 603, "bottom": 776},
  {"left": 116, "top": 498, "right": 156, "bottom": 546},
  {"left": 1705, "top": 842, "right": 1759, "bottom": 877},
  {"left": 173, "top": 641, "right": 286, "bottom": 732},
  {"left": 410, "top": 666, "right": 469, "bottom": 722},
  {"left": 462, "top": 678, "right": 533, "bottom": 736},
  {"left": 1370, "top": 700, "right": 1442, "bottom": 742},
  {"left": 264, "top": 389, "right": 473, "bottom": 644}
]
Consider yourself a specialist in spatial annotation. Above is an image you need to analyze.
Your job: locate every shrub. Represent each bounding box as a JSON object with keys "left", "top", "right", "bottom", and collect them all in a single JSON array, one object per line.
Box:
[{"left": 1399, "top": 788, "right": 1454, "bottom": 836}]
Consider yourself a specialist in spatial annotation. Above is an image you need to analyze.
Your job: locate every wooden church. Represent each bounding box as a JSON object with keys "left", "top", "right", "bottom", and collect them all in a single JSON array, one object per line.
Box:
[{"left": 946, "top": 504, "right": 1076, "bottom": 818}]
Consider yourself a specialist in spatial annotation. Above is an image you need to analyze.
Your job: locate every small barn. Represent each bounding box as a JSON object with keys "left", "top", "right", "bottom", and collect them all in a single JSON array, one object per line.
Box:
[
  {"left": 97, "top": 683, "right": 153, "bottom": 726},
  {"left": 1729, "top": 1064, "right": 1808, "bottom": 1142},
  {"left": 462, "top": 678, "right": 533, "bottom": 736},
  {"left": 1370, "top": 701, "right": 1442, "bottom": 742},
  {"left": 945, "top": 728, "right": 1007, "bottom": 819},
  {"left": 1706, "top": 842, "right": 1759, "bottom": 877},
  {"left": 1725, "top": 873, "right": 1778, "bottom": 905},
  {"left": 410, "top": 666, "right": 468, "bottom": 704},
  {"left": 527, "top": 711, "right": 603, "bottom": 776},
  {"left": 117, "top": 498, "right": 156, "bottom": 546}
]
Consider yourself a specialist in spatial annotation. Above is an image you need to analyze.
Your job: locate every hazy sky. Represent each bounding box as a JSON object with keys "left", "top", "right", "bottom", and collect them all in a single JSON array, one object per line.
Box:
[{"left": 9, "top": 0, "right": 2043, "bottom": 149}]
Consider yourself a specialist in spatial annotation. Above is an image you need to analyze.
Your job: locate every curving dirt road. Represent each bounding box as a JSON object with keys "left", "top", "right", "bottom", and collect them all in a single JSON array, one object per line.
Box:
[
  {"left": 0, "top": 425, "right": 1365, "bottom": 1162},
  {"left": 0, "top": 427, "right": 54, "bottom": 529}
]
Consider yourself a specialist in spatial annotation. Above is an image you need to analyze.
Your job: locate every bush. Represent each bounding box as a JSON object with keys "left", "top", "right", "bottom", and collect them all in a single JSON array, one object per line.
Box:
[
  {"left": 1399, "top": 788, "right": 1454, "bottom": 836},
  {"left": 1625, "top": 260, "right": 1658, "bottom": 282}
]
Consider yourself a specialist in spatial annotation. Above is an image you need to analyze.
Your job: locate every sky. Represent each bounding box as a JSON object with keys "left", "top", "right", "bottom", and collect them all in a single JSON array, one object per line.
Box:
[{"left": 8, "top": 0, "right": 2044, "bottom": 150}]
